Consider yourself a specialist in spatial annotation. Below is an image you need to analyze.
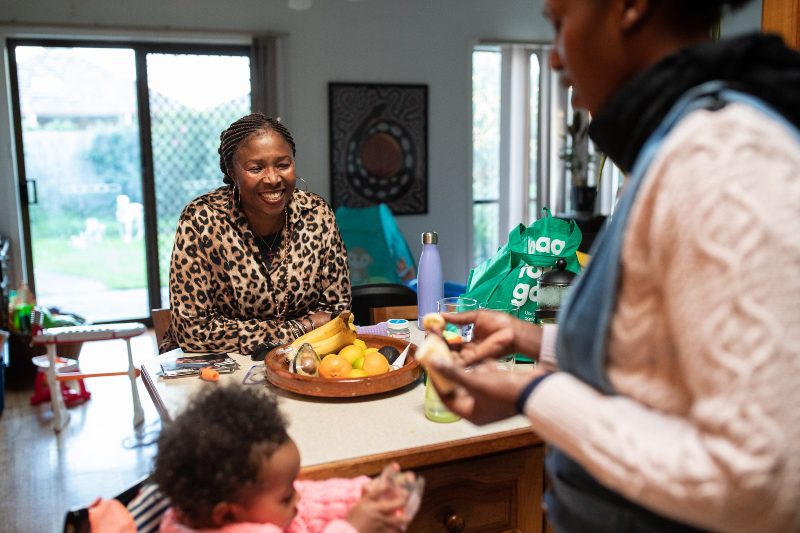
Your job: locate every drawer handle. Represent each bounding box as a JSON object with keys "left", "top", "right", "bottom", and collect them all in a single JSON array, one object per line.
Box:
[{"left": 444, "top": 513, "right": 465, "bottom": 532}]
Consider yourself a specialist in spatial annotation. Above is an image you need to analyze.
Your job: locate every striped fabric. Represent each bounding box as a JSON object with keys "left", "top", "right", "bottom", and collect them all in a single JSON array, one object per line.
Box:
[{"left": 126, "top": 483, "right": 170, "bottom": 533}]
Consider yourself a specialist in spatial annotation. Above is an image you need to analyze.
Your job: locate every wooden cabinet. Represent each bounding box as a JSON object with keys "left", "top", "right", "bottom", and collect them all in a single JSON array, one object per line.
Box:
[
  {"left": 410, "top": 444, "right": 545, "bottom": 533},
  {"left": 297, "top": 432, "right": 547, "bottom": 533},
  {"left": 762, "top": 0, "right": 800, "bottom": 50}
]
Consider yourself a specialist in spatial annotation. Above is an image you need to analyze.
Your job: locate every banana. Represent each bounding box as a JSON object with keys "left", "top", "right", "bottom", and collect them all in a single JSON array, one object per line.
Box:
[
  {"left": 290, "top": 312, "right": 356, "bottom": 356},
  {"left": 308, "top": 328, "right": 357, "bottom": 357}
]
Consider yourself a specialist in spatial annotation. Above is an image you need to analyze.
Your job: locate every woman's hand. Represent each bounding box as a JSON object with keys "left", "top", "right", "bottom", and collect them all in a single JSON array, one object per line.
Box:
[
  {"left": 443, "top": 310, "right": 542, "bottom": 366},
  {"left": 307, "top": 312, "right": 332, "bottom": 330},
  {"left": 428, "top": 358, "right": 550, "bottom": 425}
]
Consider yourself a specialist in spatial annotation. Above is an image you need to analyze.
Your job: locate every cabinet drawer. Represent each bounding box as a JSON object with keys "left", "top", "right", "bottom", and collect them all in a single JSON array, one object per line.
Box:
[{"left": 409, "top": 445, "right": 544, "bottom": 533}]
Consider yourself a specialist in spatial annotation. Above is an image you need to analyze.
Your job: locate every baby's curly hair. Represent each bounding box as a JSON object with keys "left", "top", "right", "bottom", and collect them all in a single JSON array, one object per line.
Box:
[{"left": 153, "top": 385, "right": 289, "bottom": 528}]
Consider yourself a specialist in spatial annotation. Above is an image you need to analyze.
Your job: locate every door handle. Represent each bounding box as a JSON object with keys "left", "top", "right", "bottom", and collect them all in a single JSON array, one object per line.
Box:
[{"left": 26, "top": 179, "right": 38, "bottom": 205}]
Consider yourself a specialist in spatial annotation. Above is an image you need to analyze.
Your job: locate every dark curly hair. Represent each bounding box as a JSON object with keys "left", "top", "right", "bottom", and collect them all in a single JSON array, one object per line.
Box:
[
  {"left": 218, "top": 113, "right": 296, "bottom": 185},
  {"left": 662, "top": 0, "right": 753, "bottom": 32},
  {"left": 152, "top": 385, "right": 290, "bottom": 528}
]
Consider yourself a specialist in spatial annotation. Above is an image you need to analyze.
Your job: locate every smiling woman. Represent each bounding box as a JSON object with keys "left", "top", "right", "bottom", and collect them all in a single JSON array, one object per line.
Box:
[{"left": 160, "top": 114, "right": 352, "bottom": 355}]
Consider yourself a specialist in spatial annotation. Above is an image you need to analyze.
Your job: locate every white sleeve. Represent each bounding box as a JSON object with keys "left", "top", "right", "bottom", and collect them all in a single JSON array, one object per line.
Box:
[{"left": 537, "top": 324, "right": 559, "bottom": 371}]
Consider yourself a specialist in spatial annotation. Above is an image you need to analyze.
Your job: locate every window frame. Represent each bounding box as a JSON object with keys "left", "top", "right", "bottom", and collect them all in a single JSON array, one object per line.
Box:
[
  {"left": 7, "top": 37, "right": 252, "bottom": 320},
  {"left": 470, "top": 42, "right": 565, "bottom": 267}
]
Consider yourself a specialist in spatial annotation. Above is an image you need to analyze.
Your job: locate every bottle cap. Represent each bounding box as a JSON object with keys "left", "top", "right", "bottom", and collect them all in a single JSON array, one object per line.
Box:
[
  {"left": 387, "top": 318, "right": 409, "bottom": 329},
  {"left": 421, "top": 232, "right": 438, "bottom": 245}
]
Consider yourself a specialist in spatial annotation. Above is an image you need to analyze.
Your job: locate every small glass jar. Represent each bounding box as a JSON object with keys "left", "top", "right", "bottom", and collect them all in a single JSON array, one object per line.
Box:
[
  {"left": 424, "top": 373, "right": 461, "bottom": 423},
  {"left": 387, "top": 318, "right": 411, "bottom": 341}
]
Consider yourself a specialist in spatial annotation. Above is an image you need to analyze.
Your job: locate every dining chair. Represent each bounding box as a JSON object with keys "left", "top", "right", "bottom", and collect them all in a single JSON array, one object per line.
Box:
[
  {"left": 350, "top": 283, "right": 418, "bottom": 325},
  {"left": 369, "top": 305, "right": 419, "bottom": 324},
  {"left": 150, "top": 308, "right": 172, "bottom": 348}
]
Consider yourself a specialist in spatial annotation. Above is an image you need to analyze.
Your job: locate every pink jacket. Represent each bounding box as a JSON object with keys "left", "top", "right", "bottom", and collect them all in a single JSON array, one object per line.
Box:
[{"left": 160, "top": 477, "right": 369, "bottom": 533}]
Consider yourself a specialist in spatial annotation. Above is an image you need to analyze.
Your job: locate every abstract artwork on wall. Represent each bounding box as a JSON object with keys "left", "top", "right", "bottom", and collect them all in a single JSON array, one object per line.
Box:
[{"left": 329, "top": 83, "right": 428, "bottom": 214}]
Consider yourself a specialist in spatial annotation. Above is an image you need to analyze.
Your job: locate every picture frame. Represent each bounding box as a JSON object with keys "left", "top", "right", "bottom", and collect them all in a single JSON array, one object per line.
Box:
[{"left": 329, "top": 82, "right": 428, "bottom": 215}]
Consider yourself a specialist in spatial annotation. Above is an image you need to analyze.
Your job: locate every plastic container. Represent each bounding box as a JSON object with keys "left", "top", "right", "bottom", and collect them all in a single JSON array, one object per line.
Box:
[
  {"left": 417, "top": 232, "right": 443, "bottom": 325},
  {"left": 387, "top": 319, "right": 411, "bottom": 341}
]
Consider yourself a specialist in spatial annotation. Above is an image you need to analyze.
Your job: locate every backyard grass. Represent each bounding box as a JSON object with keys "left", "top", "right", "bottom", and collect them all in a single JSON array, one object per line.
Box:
[{"left": 33, "top": 237, "right": 147, "bottom": 290}]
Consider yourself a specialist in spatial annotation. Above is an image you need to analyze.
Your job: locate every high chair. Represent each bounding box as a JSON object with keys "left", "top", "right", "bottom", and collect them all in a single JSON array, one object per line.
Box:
[
  {"left": 31, "top": 320, "right": 146, "bottom": 432},
  {"left": 30, "top": 354, "right": 92, "bottom": 407}
]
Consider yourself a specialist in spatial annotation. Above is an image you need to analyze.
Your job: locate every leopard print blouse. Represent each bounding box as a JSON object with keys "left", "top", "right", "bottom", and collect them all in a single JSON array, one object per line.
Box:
[{"left": 160, "top": 186, "right": 351, "bottom": 355}]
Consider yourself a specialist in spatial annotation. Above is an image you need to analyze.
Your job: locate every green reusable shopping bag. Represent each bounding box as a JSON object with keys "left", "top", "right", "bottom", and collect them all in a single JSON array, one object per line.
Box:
[{"left": 463, "top": 208, "right": 582, "bottom": 323}]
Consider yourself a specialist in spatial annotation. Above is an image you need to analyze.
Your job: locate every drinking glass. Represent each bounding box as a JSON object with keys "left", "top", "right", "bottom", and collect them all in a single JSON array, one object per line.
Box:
[
  {"left": 437, "top": 297, "right": 478, "bottom": 342},
  {"left": 479, "top": 300, "right": 518, "bottom": 371}
]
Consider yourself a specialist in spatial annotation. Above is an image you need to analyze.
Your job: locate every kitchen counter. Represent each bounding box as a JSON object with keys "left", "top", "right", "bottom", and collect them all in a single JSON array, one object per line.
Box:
[{"left": 140, "top": 326, "right": 548, "bottom": 532}]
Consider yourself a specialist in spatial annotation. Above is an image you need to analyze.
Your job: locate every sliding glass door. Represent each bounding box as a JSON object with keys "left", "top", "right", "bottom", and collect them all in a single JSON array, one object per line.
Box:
[
  {"left": 9, "top": 41, "right": 250, "bottom": 323},
  {"left": 145, "top": 52, "right": 252, "bottom": 306}
]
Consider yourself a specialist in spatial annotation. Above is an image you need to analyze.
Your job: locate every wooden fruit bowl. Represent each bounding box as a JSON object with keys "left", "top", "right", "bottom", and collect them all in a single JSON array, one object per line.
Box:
[{"left": 264, "top": 335, "right": 421, "bottom": 398}]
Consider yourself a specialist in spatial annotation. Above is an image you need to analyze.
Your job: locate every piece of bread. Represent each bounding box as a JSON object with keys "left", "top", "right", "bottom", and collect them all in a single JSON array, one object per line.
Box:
[
  {"left": 415, "top": 333, "right": 457, "bottom": 395},
  {"left": 422, "top": 312, "right": 446, "bottom": 331}
]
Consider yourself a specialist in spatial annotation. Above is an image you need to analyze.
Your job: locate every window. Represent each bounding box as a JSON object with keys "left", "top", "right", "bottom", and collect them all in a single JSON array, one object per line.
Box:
[
  {"left": 471, "top": 43, "right": 562, "bottom": 267},
  {"left": 9, "top": 40, "right": 251, "bottom": 322},
  {"left": 471, "top": 43, "right": 623, "bottom": 268}
]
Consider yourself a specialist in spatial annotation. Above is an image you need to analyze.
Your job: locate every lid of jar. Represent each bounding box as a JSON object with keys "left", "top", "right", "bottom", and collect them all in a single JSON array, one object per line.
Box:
[
  {"left": 538, "top": 258, "right": 576, "bottom": 286},
  {"left": 387, "top": 318, "right": 409, "bottom": 328},
  {"left": 421, "top": 232, "right": 438, "bottom": 245}
]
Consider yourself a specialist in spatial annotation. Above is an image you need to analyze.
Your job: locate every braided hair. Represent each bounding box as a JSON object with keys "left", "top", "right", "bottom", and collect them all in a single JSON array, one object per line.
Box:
[
  {"left": 218, "top": 113, "right": 296, "bottom": 185},
  {"left": 152, "top": 385, "right": 290, "bottom": 529}
]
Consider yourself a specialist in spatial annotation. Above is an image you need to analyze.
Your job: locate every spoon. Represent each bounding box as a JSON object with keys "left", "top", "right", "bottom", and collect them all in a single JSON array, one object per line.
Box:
[{"left": 390, "top": 344, "right": 411, "bottom": 371}]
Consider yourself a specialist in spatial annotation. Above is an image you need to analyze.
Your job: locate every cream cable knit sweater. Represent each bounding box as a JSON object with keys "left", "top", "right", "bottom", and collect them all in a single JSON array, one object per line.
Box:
[{"left": 529, "top": 103, "right": 800, "bottom": 532}]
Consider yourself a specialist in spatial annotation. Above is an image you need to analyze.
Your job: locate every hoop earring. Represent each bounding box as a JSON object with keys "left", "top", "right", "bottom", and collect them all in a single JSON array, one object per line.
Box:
[
  {"left": 296, "top": 176, "right": 308, "bottom": 192},
  {"left": 232, "top": 179, "right": 241, "bottom": 206}
]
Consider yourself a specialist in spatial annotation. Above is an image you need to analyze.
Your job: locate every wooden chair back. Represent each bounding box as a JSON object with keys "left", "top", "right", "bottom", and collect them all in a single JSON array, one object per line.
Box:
[
  {"left": 151, "top": 308, "right": 172, "bottom": 347},
  {"left": 370, "top": 305, "right": 418, "bottom": 324},
  {"left": 351, "top": 283, "right": 417, "bottom": 325}
]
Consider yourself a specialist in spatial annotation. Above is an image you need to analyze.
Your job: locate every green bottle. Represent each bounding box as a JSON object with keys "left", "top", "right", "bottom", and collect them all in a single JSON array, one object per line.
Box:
[{"left": 424, "top": 372, "right": 460, "bottom": 423}]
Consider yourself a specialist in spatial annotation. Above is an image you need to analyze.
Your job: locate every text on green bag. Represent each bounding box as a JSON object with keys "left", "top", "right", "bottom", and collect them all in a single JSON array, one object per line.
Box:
[
  {"left": 529, "top": 237, "right": 567, "bottom": 255},
  {"left": 512, "top": 265, "right": 545, "bottom": 307}
]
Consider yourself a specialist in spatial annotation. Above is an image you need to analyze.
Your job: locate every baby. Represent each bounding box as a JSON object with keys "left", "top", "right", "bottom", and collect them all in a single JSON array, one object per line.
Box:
[{"left": 153, "top": 385, "right": 418, "bottom": 532}]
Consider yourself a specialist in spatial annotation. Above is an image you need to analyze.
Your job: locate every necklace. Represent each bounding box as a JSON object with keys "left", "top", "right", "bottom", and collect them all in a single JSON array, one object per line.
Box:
[
  {"left": 252, "top": 209, "right": 291, "bottom": 319},
  {"left": 254, "top": 226, "right": 283, "bottom": 264}
]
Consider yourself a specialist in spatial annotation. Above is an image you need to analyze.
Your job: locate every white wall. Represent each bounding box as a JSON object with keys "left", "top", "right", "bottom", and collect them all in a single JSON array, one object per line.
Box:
[
  {"left": 724, "top": 0, "right": 762, "bottom": 37},
  {"left": 0, "top": 0, "right": 763, "bottom": 289},
  {"left": 0, "top": 0, "right": 545, "bottom": 287}
]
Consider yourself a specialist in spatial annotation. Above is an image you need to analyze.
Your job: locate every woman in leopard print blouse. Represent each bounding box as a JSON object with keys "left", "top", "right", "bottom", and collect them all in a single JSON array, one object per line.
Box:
[{"left": 160, "top": 114, "right": 351, "bottom": 355}]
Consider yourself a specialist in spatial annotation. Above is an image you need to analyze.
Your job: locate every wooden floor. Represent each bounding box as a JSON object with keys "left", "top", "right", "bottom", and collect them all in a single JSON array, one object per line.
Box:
[{"left": 0, "top": 330, "right": 162, "bottom": 533}]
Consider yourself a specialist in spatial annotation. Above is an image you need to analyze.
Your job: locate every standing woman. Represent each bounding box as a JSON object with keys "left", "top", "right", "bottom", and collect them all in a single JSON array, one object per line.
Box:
[
  {"left": 161, "top": 114, "right": 351, "bottom": 355},
  {"left": 430, "top": 1, "right": 800, "bottom": 532}
]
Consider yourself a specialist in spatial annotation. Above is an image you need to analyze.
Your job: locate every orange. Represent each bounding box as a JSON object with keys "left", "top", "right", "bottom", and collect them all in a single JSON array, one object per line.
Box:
[
  {"left": 318, "top": 354, "right": 352, "bottom": 379},
  {"left": 339, "top": 344, "right": 365, "bottom": 365},
  {"left": 347, "top": 368, "right": 369, "bottom": 378},
  {"left": 361, "top": 352, "right": 390, "bottom": 376}
]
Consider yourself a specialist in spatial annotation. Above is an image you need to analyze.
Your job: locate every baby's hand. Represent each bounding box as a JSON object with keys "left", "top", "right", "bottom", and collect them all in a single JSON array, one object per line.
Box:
[
  {"left": 354, "top": 463, "right": 424, "bottom": 528},
  {"left": 364, "top": 463, "right": 402, "bottom": 498},
  {"left": 346, "top": 485, "right": 409, "bottom": 532}
]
